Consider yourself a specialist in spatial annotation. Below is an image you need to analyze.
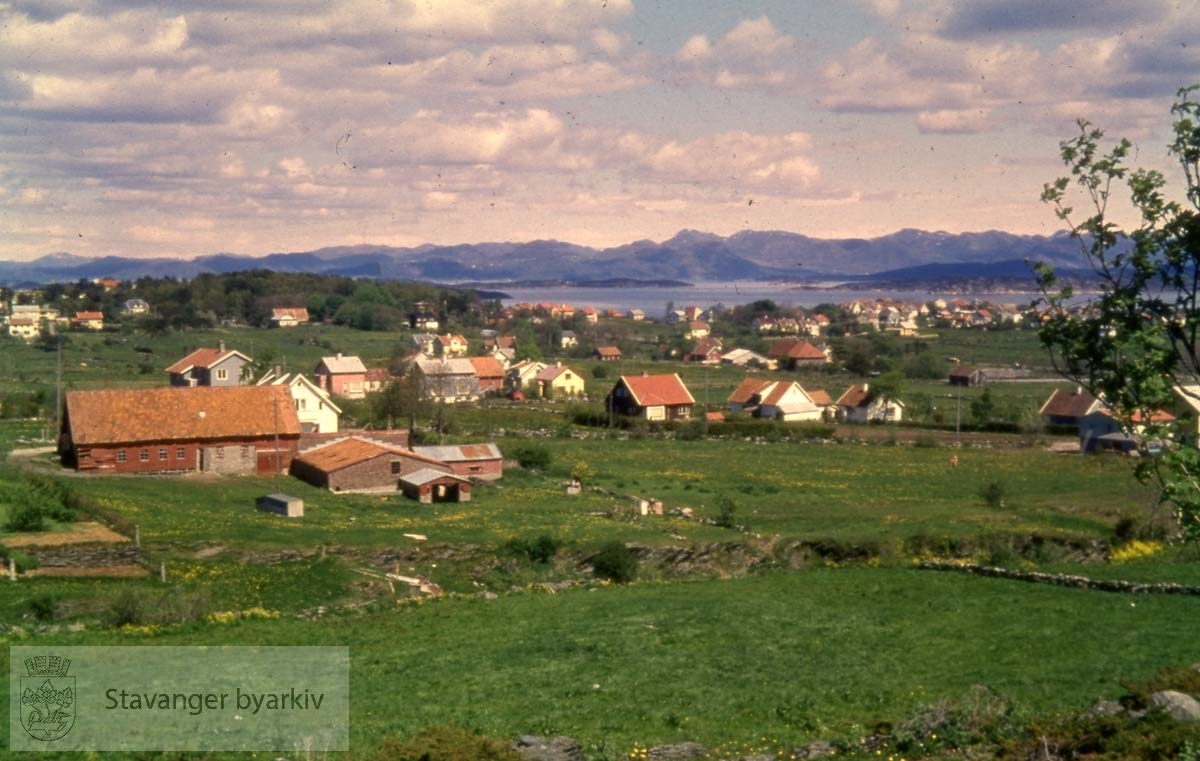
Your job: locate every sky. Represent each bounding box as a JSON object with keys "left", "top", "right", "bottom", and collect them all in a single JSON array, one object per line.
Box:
[{"left": 2, "top": 0, "right": 1198, "bottom": 262}]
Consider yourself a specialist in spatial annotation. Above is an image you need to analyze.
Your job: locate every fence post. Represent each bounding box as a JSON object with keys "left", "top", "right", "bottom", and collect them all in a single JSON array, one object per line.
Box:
[
  {"left": 135, "top": 524, "right": 141, "bottom": 547},
  {"left": 160, "top": 561, "right": 166, "bottom": 583},
  {"left": 8, "top": 558, "right": 15, "bottom": 582}
]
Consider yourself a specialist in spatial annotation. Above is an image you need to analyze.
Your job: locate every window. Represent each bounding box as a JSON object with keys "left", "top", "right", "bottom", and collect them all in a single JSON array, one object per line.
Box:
[
  {"left": 216, "top": 369, "right": 228, "bottom": 381},
  {"left": 215, "top": 447, "right": 224, "bottom": 460},
  {"left": 390, "top": 461, "right": 401, "bottom": 475},
  {"left": 139, "top": 449, "right": 150, "bottom": 462},
  {"left": 158, "top": 447, "right": 168, "bottom": 461},
  {"left": 176, "top": 447, "right": 186, "bottom": 460},
  {"left": 241, "top": 445, "right": 250, "bottom": 459},
  {"left": 117, "top": 449, "right": 127, "bottom": 462}
]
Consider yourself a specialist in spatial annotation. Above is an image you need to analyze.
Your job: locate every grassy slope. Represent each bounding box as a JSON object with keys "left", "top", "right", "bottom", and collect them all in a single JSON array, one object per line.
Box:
[{"left": 3, "top": 569, "right": 1196, "bottom": 757}]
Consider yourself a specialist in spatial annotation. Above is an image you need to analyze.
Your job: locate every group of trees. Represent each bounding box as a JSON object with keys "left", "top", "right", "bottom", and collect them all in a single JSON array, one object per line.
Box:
[{"left": 15, "top": 271, "right": 494, "bottom": 334}]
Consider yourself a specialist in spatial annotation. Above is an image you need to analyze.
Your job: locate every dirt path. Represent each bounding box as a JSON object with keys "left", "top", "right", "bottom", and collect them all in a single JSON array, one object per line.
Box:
[{"left": 1, "top": 521, "right": 131, "bottom": 548}]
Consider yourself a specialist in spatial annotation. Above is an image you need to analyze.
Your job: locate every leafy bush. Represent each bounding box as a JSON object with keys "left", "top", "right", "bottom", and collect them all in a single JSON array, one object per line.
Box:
[
  {"left": 368, "top": 724, "right": 521, "bottom": 761},
  {"left": 510, "top": 443, "right": 552, "bottom": 470},
  {"left": 591, "top": 541, "right": 638, "bottom": 583},
  {"left": 505, "top": 534, "right": 561, "bottom": 565},
  {"left": 6, "top": 500, "right": 45, "bottom": 532},
  {"left": 27, "top": 593, "right": 58, "bottom": 622},
  {"left": 979, "top": 480, "right": 1007, "bottom": 509},
  {"left": 715, "top": 495, "right": 738, "bottom": 529}
]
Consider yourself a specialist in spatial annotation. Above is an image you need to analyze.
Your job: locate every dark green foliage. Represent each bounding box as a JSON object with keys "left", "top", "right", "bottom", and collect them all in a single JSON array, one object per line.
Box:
[
  {"left": 591, "top": 541, "right": 638, "bottom": 583},
  {"left": 5, "top": 500, "right": 45, "bottom": 532},
  {"left": 368, "top": 725, "right": 522, "bottom": 761},
  {"left": 27, "top": 593, "right": 58, "bottom": 622},
  {"left": 979, "top": 480, "right": 1007, "bottom": 509},
  {"left": 715, "top": 495, "right": 738, "bottom": 529},
  {"left": 510, "top": 443, "right": 552, "bottom": 470},
  {"left": 505, "top": 534, "right": 561, "bottom": 564}
]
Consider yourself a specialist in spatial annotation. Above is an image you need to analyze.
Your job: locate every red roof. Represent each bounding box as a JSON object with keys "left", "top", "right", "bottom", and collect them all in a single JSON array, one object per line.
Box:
[
  {"left": 469, "top": 356, "right": 505, "bottom": 378},
  {"left": 1040, "top": 387, "right": 1102, "bottom": 419},
  {"left": 65, "top": 386, "right": 300, "bottom": 445},
  {"left": 620, "top": 374, "right": 695, "bottom": 406},
  {"left": 836, "top": 384, "right": 870, "bottom": 408},
  {"left": 728, "top": 378, "right": 773, "bottom": 405},
  {"left": 165, "top": 346, "right": 249, "bottom": 374},
  {"left": 595, "top": 346, "right": 622, "bottom": 358},
  {"left": 768, "top": 339, "right": 826, "bottom": 360}
]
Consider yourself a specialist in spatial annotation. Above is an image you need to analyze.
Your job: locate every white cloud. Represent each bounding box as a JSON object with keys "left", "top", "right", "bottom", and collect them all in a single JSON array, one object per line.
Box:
[{"left": 917, "top": 109, "right": 992, "bottom": 134}]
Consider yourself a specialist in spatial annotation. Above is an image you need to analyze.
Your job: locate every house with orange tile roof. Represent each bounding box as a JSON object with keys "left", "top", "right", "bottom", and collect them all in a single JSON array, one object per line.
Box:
[
  {"left": 166, "top": 341, "right": 253, "bottom": 387},
  {"left": 59, "top": 385, "right": 301, "bottom": 475},
  {"left": 469, "top": 356, "right": 506, "bottom": 395},
  {"left": 270, "top": 307, "right": 309, "bottom": 328},
  {"left": 606, "top": 373, "right": 695, "bottom": 422},
  {"left": 289, "top": 437, "right": 458, "bottom": 495},
  {"left": 593, "top": 345, "right": 623, "bottom": 362},
  {"left": 728, "top": 378, "right": 824, "bottom": 421},
  {"left": 71, "top": 311, "right": 105, "bottom": 330},
  {"left": 767, "top": 339, "right": 830, "bottom": 369}
]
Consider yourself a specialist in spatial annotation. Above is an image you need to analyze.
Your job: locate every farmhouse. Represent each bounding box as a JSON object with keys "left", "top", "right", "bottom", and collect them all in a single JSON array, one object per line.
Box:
[
  {"left": 835, "top": 384, "right": 904, "bottom": 423},
  {"left": 412, "top": 443, "right": 504, "bottom": 480},
  {"left": 768, "top": 339, "right": 830, "bottom": 369},
  {"left": 289, "top": 437, "right": 455, "bottom": 494},
  {"left": 71, "top": 311, "right": 105, "bottom": 330},
  {"left": 1078, "top": 408, "right": 1175, "bottom": 454},
  {"left": 315, "top": 353, "right": 368, "bottom": 399},
  {"left": 256, "top": 370, "right": 342, "bottom": 433},
  {"left": 1039, "top": 387, "right": 1104, "bottom": 429},
  {"left": 606, "top": 373, "right": 695, "bottom": 422},
  {"left": 270, "top": 307, "right": 309, "bottom": 328},
  {"left": 728, "top": 378, "right": 825, "bottom": 422},
  {"left": 469, "top": 356, "right": 507, "bottom": 395},
  {"left": 59, "top": 385, "right": 301, "bottom": 475},
  {"left": 535, "top": 363, "right": 586, "bottom": 399},
  {"left": 166, "top": 342, "right": 252, "bottom": 387},
  {"left": 412, "top": 356, "right": 480, "bottom": 403},
  {"left": 593, "top": 346, "right": 623, "bottom": 362},
  {"left": 506, "top": 359, "right": 547, "bottom": 394},
  {"left": 949, "top": 366, "right": 985, "bottom": 387}
]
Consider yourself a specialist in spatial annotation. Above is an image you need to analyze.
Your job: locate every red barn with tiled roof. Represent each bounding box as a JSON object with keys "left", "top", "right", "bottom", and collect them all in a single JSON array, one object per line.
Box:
[
  {"left": 60, "top": 386, "right": 300, "bottom": 475},
  {"left": 606, "top": 373, "right": 695, "bottom": 421}
]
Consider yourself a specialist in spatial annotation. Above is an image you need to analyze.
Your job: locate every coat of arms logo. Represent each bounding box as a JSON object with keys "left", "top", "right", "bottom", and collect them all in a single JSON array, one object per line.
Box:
[{"left": 20, "top": 654, "right": 75, "bottom": 741}]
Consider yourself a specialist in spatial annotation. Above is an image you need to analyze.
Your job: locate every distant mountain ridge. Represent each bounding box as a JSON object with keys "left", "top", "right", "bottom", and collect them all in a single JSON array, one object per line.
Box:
[{"left": 0, "top": 229, "right": 1091, "bottom": 289}]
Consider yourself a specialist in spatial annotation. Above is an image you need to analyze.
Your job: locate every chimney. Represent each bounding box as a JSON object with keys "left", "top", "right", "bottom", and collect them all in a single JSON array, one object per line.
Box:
[
  {"left": 218, "top": 340, "right": 226, "bottom": 353},
  {"left": 336, "top": 352, "right": 343, "bottom": 360}
]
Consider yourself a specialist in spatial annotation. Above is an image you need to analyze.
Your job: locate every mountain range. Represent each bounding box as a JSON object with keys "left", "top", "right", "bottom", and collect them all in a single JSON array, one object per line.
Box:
[{"left": 0, "top": 229, "right": 1093, "bottom": 290}]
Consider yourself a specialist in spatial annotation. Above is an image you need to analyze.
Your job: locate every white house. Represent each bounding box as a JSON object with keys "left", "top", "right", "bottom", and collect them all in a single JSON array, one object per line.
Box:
[{"left": 257, "top": 370, "right": 342, "bottom": 433}]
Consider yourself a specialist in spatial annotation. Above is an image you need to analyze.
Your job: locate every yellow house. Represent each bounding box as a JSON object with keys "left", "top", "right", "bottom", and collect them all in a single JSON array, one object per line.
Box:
[{"left": 535, "top": 363, "right": 586, "bottom": 399}]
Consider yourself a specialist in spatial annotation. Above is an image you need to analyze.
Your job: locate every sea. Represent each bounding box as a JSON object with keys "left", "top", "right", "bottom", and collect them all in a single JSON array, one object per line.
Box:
[{"left": 486, "top": 281, "right": 1043, "bottom": 317}]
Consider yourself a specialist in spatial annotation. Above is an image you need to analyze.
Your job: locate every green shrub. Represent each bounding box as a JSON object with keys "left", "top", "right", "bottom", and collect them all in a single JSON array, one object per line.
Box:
[
  {"left": 591, "top": 541, "right": 638, "bottom": 583},
  {"left": 6, "top": 500, "right": 46, "bottom": 532},
  {"left": 368, "top": 724, "right": 522, "bottom": 761},
  {"left": 510, "top": 443, "right": 552, "bottom": 470},
  {"left": 104, "top": 588, "right": 147, "bottom": 628},
  {"left": 715, "top": 495, "right": 738, "bottom": 529},
  {"left": 505, "top": 534, "right": 561, "bottom": 565},
  {"left": 979, "top": 480, "right": 1007, "bottom": 509},
  {"left": 27, "top": 593, "right": 58, "bottom": 622}
]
